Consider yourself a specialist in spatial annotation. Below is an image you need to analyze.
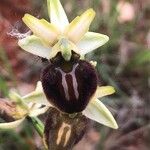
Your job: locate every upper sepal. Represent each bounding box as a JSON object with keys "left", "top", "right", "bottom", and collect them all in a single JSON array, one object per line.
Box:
[{"left": 47, "top": 0, "right": 69, "bottom": 31}]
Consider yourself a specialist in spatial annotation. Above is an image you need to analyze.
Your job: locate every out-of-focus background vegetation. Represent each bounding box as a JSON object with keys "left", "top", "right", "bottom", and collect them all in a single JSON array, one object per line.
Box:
[{"left": 0, "top": 0, "right": 150, "bottom": 149}]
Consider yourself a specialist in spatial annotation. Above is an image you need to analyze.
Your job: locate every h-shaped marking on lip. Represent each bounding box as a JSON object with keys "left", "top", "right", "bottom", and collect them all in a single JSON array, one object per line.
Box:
[
  {"left": 56, "top": 122, "right": 71, "bottom": 147},
  {"left": 56, "top": 64, "right": 79, "bottom": 101}
]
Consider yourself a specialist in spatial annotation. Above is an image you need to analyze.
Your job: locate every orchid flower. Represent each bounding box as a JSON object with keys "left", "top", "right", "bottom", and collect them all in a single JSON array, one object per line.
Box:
[
  {"left": 18, "top": 0, "right": 109, "bottom": 61},
  {"left": 0, "top": 82, "right": 49, "bottom": 129},
  {"left": 16, "top": 0, "right": 118, "bottom": 130},
  {"left": 0, "top": 2, "right": 118, "bottom": 149},
  {"left": 0, "top": 81, "right": 118, "bottom": 129}
]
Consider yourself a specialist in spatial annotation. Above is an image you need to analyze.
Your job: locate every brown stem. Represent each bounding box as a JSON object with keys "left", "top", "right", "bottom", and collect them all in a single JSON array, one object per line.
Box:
[{"left": 0, "top": 98, "right": 16, "bottom": 122}]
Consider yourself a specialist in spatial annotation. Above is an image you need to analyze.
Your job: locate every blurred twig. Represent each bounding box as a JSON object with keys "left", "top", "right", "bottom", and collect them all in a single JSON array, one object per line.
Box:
[
  {"left": 0, "top": 47, "right": 17, "bottom": 88},
  {"left": 0, "top": 99, "right": 16, "bottom": 122}
]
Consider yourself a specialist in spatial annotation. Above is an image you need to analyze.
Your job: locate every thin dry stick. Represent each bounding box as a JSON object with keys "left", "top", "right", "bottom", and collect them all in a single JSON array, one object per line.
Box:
[{"left": 0, "top": 98, "right": 16, "bottom": 121}]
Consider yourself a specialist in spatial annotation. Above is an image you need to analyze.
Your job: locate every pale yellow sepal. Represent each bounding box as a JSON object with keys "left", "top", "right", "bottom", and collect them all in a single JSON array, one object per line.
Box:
[
  {"left": 29, "top": 106, "right": 49, "bottom": 117},
  {"left": 95, "top": 86, "right": 115, "bottom": 99},
  {"left": 83, "top": 99, "right": 118, "bottom": 129},
  {"left": 22, "top": 14, "right": 60, "bottom": 46},
  {"left": 65, "top": 9, "right": 96, "bottom": 43},
  {"left": 18, "top": 35, "right": 51, "bottom": 59},
  {"left": 22, "top": 81, "right": 50, "bottom": 106},
  {"left": 0, "top": 118, "right": 25, "bottom": 129},
  {"left": 47, "top": 0, "right": 69, "bottom": 31},
  {"left": 77, "top": 32, "right": 109, "bottom": 55}
]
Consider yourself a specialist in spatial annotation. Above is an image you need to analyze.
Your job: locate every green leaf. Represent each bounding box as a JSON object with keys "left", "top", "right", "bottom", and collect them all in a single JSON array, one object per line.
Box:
[
  {"left": 0, "top": 76, "right": 8, "bottom": 97},
  {"left": 27, "top": 117, "right": 44, "bottom": 137},
  {"left": 129, "top": 50, "right": 150, "bottom": 67}
]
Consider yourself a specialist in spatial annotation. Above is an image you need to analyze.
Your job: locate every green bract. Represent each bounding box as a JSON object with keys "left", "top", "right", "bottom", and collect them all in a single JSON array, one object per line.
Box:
[{"left": 18, "top": 0, "right": 109, "bottom": 61}]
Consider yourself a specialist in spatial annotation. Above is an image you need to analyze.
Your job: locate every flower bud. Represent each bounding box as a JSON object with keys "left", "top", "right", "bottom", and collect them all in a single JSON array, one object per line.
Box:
[{"left": 41, "top": 52, "right": 97, "bottom": 113}]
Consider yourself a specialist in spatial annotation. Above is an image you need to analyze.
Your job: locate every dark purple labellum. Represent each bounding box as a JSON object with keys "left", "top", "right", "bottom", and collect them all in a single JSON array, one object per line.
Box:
[
  {"left": 44, "top": 107, "right": 90, "bottom": 150},
  {"left": 41, "top": 52, "right": 97, "bottom": 113}
]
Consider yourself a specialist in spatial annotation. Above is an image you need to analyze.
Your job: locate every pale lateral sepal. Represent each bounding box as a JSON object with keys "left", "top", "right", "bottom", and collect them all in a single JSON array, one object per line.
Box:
[
  {"left": 83, "top": 99, "right": 118, "bottom": 129},
  {"left": 47, "top": 0, "right": 69, "bottom": 31},
  {"left": 22, "top": 14, "right": 60, "bottom": 46},
  {"left": 95, "top": 86, "right": 115, "bottom": 99},
  {"left": 65, "top": 9, "right": 96, "bottom": 43},
  {"left": 18, "top": 35, "right": 51, "bottom": 59},
  {"left": 0, "top": 118, "right": 25, "bottom": 129},
  {"left": 22, "top": 81, "right": 51, "bottom": 106},
  {"left": 29, "top": 106, "right": 49, "bottom": 117},
  {"left": 77, "top": 32, "right": 109, "bottom": 55}
]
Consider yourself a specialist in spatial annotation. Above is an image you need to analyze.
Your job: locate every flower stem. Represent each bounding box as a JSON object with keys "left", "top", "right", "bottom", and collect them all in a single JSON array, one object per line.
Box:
[{"left": 27, "top": 116, "right": 44, "bottom": 137}]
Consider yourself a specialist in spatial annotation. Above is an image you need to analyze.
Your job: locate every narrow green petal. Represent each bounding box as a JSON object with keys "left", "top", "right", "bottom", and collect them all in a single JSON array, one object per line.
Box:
[
  {"left": 22, "top": 14, "right": 60, "bottom": 46},
  {"left": 83, "top": 99, "right": 118, "bottom": 129},
  {"left": 22, "top": 81, "right": 51, "bottom": 106},
  {"left": 47, "top": 0, "right": 69, "bottom": 31},
  {"left": 18, "top": 35, "right": 51, "bottom": 59},
  {"left": 0, "top": 118, "right": 25, "bottom": 129},
  {"left": 65, "top": 9, "right": 95, "bottom": 43},
  {"left": 77, "top": 32, "right": 109, "bottom": 55}
]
